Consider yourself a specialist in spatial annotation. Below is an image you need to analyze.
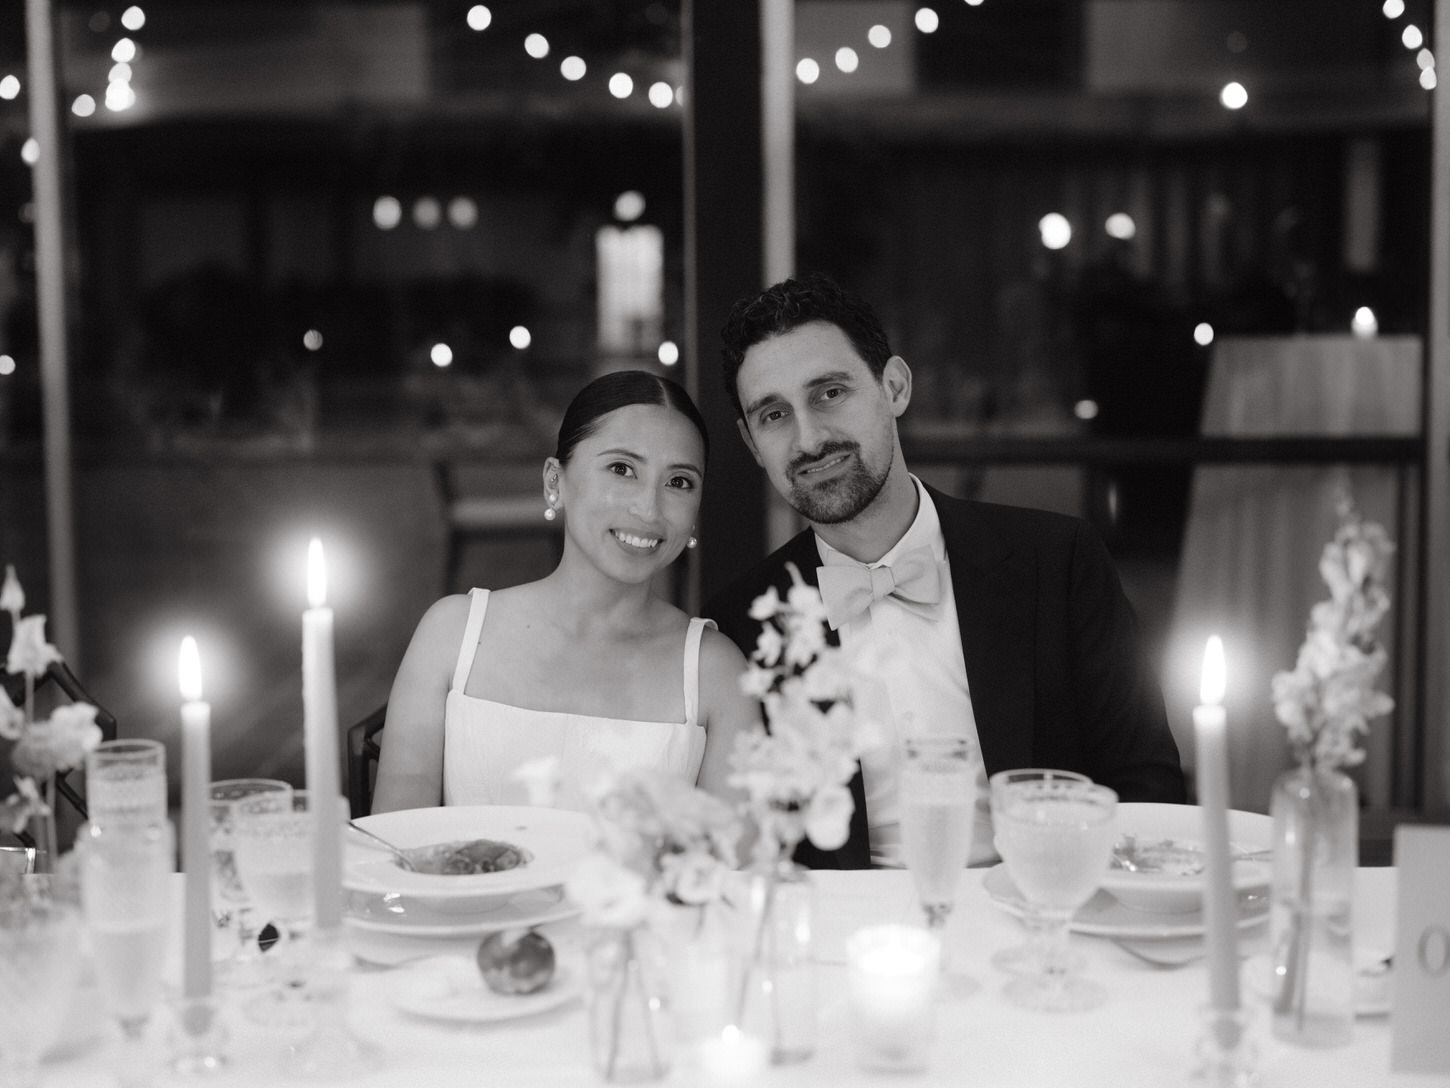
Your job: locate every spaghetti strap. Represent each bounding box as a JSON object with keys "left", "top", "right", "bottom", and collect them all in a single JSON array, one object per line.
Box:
[
  {"left": 452, "top": 589, "right": 491, "bottom": 693},
  {"left": 681, "top": 617, "right": 716, "bottom": 728}
]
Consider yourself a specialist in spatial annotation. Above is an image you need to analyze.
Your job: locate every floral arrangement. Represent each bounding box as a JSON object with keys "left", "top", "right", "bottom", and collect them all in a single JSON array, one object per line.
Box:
[
  {"left": 564, "top": 765, "right": 742, "bottom": 930},
  {"left": 1270, "top": 494, "right": 1396, "bottom": 772},
  {"left": 1, "top": 566, "right": 103, "bottom": 858},
  {"left": 730, "top": 562, "right": 881, "bottom": 866}
]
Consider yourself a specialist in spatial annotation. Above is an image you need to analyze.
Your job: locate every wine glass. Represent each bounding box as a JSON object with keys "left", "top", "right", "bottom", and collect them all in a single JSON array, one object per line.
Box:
[
  {"left": 232, "top": 789, "right": 332, "bottom": 1027},
  {"left": 0, "top": 885, "right": 83, "bottom": 1088},
  {"left": 987, "top": 768, "right": 1090, "bottom": 973},
  {"left": 208, "top": 778, "right": 293, "bottom": 986},
  {"left": 898, "top": 737, "right": 979, "bottom": 939},
  {"left": 993, "top": 777, "right": 1117, "bottom": 1012},
  {"left": 78, "top": 819, "right": 176, "bottom": 1087}
]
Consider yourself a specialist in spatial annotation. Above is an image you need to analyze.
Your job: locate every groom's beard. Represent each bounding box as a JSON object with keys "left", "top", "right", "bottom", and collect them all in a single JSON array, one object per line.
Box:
[{"left": 786, "top": 441, "right": 890, "bottom": 525}]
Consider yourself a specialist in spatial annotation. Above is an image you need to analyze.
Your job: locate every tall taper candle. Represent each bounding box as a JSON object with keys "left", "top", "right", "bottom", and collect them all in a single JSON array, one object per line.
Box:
[
  {"left": 303, "top": 538, "right": 343, "bottom": 930},
  {"left": 1194, "top": 634, "right": 1239, "bottom": 1013},
  {"left": 179, "top": 635, "right": 212, "bottom": 1000}
]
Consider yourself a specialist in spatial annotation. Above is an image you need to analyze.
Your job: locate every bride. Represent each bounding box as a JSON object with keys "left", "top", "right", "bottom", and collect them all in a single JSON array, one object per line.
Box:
[{"left": 371, "top": 370, "right": 756, "bottom": 813}]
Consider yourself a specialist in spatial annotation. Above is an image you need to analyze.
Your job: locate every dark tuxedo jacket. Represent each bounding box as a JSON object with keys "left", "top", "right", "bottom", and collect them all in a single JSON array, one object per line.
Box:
[{"left": 702, "top": 484, "right": 1187, "bottom": 869}]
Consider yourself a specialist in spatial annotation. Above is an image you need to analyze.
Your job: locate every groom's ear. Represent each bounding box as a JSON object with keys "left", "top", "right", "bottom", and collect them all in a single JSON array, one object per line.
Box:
[
  {"left": 882, "top": 355, "right": 912, "bottom": 419},
  {"left": 735, "top": 418, "right": 765, "bottom": 468}
]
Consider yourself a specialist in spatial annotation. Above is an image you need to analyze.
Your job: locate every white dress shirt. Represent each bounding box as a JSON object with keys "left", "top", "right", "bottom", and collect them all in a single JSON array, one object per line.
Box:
[{"left": 815, "top": 476, "right": 996, "bottom": 867}]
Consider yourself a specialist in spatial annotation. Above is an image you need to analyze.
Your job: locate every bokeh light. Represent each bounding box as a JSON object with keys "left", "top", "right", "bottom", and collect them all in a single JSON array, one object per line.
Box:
[
  {"left": 561, "top": 56, "right": 586, "bottom": 81},
  {"left": 509, "top": 326, "right": 532, "bottom": 350},
  {"left": 1105, "top": 212, "right": 1136, "bottom": 240},
  {"left": 21, "top": 139, "right": 39, "bottom": 166},
  {"left": 0, "top": 75, "right": 18, "bottom": 101},
  {"left": 868, "top": 25, "right": 892, "bottom": 48},
  {"left": 614, "top": 190, "right": 646, "bottom": 222},
  {"left": 303, "top": 329, "right": 324, "bottom": 352},
  {"left": 524, "top": 33, "right": 550, "bottom": 59},
  {"left": 447, "top": 196, "right": 478, "bottom": 230},
  {"left": 657, "top": 341, "right": 679, "bottom": 367},
  {"left": 121, "top": 6, "right": 146, "bottom": 31},
  {"left": 1194, "top": 322, "right": 1215, "bottom": 346},
  {"left": 0, "top": 355, "right": 15, "bottom": 376},
  {"left": 796, "top": 59, "right": 820, "bottom": 84},
  {"left": 1074, "top": 399, "right": 1099, "bottom": 421},
  {"left": 1351, "top": 306, "right": 1379, "bottom": 338},
  {"left": 430, "top": 343, "right": 453, "bottom": 368},
  {"left": 1038, "top": 212, "right": 1071, "bottom": 250},
  {"left": 466, "top": 5, "right": 492, "bottom": 31},
  {"left": 915, "top": 8, "right": 939, "bottom": 33},
  {"left": 412, "top": 196, "right": 442, "bottom": 230},
  {"left": 1383, "top": 0, "right": 1405, "bottom": 16},
  {"left": 609, "top": 72, "right": 633, "bottom": 99},
  {"left": 1220, "top": 81, "right": 1248, "bottom": 109},
  {"left": 648, "top": 81, "right": 674, "bottom": 108},
  {"left": 372, "top": 195, "right": 402, "bottom": 230},
  {"left": 112, "top": 38, "right": 137, "bottom": 63},
  {"left": 1403, "top": 24, "right": 1424, "bottom": 50},
  {"left": 836, "top": 48, "right": 859, "bottom": 74},
  {"left": 72, "top": 94, "right": 97, "bottom": 118}
]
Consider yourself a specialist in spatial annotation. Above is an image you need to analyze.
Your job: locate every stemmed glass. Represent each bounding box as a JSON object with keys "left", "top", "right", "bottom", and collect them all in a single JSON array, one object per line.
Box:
[
  {"left": 78, "top": 819, "right": 175, "bottom": 1087},
  {"left": 988, "top": 768, "right": 1090, "bottom": 973},
  {"left": 993, "top": 777, "right": 1117, "bottom": 1012},
  {"left": 209, "top": 778, "right": 293, "bottom": 986},
  {"left": 232, "top": 788, "right": 318, "bottom": 1025},
  {"left": 0, "top": 883, "right": 83, "bottom": 1088},
  {"left": 898, "top": 737, "right": 980, "bottom": 940}
]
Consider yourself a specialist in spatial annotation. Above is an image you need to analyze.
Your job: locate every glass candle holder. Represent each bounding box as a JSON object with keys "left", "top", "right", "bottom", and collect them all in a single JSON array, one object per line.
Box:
[{"left": 846, "top": 924, "right": 941, "bottom": 1073}]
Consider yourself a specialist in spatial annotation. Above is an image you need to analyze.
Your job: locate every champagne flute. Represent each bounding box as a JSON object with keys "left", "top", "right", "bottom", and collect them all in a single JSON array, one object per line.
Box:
[
  {"left": 987, "top": 768, "right": 1090, "bottom": 973},
  {"left": 208, "top": 778, "right": 292, "bottom": 986},
  {"left": 79, "top": 819, "right": 175, "bottom": 1087},
  {"left": 899, "top": 737, "right": 979, "bottom": 938},
  {"left": 994, "top": 778, "right": 1117, "bottom": 1012},
  {"left": 0, "top": 886, "right": 83, "bottom": 1088}
]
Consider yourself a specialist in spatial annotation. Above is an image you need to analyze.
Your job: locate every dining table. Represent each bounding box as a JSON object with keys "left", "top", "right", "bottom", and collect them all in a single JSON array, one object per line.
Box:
[{"left": 36, "top": 863, "right": 1445, "bottom": 1088}]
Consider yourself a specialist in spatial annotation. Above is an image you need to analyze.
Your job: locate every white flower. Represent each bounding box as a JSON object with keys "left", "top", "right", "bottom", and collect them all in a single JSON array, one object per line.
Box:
[
  {"left": 748, "top": 586, "right": 783, "bottom": 622},
  {"left": 511, "top": 756, "right": 561, "bottom": 807},
  {"left": 9, "top": 704, "right": 101, "bottom": 779},
  {"left": 1, "top": 778, "right": 44, "bottom": 836},
  {"left": 6, "top": 615, "right": 60, "bottom": 679},
  {"left": 566, "top": 853, "right": 653, "bottom": 929},
  {"left": 0, "top": 565, "right": 23, "bottom": 618},
  {"left": 0, "top": 688, "right": 23, "bottom": 741},
  {"left": 804, "top": 784, "right": 853, "bottom": 851}
]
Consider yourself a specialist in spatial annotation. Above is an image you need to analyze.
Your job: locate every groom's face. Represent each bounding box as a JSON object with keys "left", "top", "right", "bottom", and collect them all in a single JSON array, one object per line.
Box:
[{"left": 734, "top": 321, "right": 908, "bottom": 526}]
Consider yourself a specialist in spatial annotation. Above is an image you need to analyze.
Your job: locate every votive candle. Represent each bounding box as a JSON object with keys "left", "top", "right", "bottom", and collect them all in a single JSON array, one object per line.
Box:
[
  {"left": 303, "top": 538, "right": 343, "bottom": 930},
  {"left": 178, "top": 635, "right": 212, "bottom": 1000},
  {"left": 846, "top": 924, "right": 940, "bottom": 1071},
  {"left": 697, "top": 1025, "right": 767, "bottom": 1087},
  {"left": 1193, "top": 634, "right": 1239, "bottom": 1013}
]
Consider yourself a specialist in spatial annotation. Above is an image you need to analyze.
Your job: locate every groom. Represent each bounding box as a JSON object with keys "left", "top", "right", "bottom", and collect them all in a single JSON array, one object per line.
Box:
[{"left": 702, "top": 273, "right": 1186, "bottom": 870}]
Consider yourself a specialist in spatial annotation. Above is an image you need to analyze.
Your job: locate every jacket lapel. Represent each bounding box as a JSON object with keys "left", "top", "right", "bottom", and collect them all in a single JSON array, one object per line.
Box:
[{"left": 927, "top": 486, "right": 1037, "bottom": 776}]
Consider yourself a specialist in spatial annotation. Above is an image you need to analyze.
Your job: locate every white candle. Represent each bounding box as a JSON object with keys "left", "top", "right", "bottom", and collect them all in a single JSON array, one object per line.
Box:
[
  {"left": 178, "top": 635, "right": 212, "bottom": 1001},
  {"left": 697, "top": 1025, "right": 767, "bottom": 1087},
  {"left": 303, "top": 538, "right": 343, "bottom": 930},
  {"left": 1193, "top": 634, "right": 1239, "bottom": 1012}
]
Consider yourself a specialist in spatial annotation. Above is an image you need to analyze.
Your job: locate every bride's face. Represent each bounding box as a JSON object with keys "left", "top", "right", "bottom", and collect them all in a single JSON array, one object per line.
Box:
[{"left": 555, "top": 403, "right": 705, "bottom": 582}]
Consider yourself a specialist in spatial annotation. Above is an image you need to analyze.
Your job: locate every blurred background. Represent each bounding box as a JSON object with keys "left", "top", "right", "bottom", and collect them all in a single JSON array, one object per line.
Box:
[{"left": 0, "top": 0, "right": 1444, "bottom": 832}]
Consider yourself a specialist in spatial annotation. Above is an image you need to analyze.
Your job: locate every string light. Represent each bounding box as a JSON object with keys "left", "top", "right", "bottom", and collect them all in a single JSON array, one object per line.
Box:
[{"left": 0, "top": 75, "right": 19, "bottom": 100}]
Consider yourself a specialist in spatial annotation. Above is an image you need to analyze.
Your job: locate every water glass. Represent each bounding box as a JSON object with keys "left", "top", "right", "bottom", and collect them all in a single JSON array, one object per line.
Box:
[
  {"left": 0, "top": 887, "right": 83, "bottom": 1088},
  {"left": 78, "top": 819, "right": 176, "bottom": 1088},
  {"left": 209, "top": 778, "right": 292, "bottom": 981},
  {"left": 85, "top": 739, "right": 167, "bottom": 831},
  {"left": 899, "top": 737, "right": 979, "bottom": 933},
  {"left": 987, "top": 768, "right": 1090, "bottom": 974},
  {"left": 994, "top": 778, "right": 1117, "bottom": 1012}
]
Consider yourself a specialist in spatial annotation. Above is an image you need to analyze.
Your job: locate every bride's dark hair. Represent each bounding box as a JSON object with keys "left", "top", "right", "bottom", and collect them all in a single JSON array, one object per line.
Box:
[{"left": 555, "top": 370, "right": 709, "bottom": 466}]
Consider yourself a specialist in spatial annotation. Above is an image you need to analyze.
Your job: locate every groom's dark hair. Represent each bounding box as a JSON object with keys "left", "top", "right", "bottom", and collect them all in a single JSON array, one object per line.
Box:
[
  {"left": 719, "top": 272, "right": 894, "bottom": 419},
  {"left": 555, "top": 370, "right": 709, "bottom": 466}
]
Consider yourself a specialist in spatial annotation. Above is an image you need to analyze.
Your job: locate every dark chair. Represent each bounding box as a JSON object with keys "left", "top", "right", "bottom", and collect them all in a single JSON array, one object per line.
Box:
[
  {"left": 346, "top": 704, "right": 386, "bottom": 819},
  {"left": 433, "top": 459, "right": 563, "bottom": 594},
  {"left": 2, "top": 658, "right": 119, "bottom": 827}
]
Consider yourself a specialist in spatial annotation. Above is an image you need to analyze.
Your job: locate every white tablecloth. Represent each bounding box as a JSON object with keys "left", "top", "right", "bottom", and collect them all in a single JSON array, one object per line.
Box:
[{"left": 37, "top": 866, "right": 1444, "bottom": 1088}]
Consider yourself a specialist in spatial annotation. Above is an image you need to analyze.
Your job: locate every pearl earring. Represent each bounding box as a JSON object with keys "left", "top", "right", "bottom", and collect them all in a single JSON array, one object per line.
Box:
[
  {"left": 686, "top": 535, "right": 697, "bottom": 549},
  {"left": 544, "top": 494, "right": 559, "bottom": 521}
]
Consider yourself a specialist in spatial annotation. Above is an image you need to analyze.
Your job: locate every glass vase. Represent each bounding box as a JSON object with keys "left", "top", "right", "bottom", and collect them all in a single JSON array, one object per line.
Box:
[
  {"left": 1268, "top": 763, "right": 1357, "bottom": 1047},
  {"left": 727, "top": 860, "right": 816, "bottom": 1064},
  {"left": 585, "top": 925, "right": 672, "bottom": 1083},
  {"left": 29, "top": 776, "right": 59, "bottom": 875},
  {"left": 663, "top": 903, "right": 730, "bottom": 1048}
]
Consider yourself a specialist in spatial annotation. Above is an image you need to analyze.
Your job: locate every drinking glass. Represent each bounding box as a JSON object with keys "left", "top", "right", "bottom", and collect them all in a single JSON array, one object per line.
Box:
[
  {"left": 987, "top": 768, "right": 1091, "bottom": 973},
  {"left": 232, "top": 789, "right": 321, "bottom": 1025},
  {"left": 0, "top": 886, "right": 83, "bottom": 1088},
  {"left": 899, "top": 737, "right": 979, "bottom": 935},
  {"left": 994, "top": 778, "right": 1117, "bottom": 1012},
  {"left": 209, "top": 778, "right": 292, "bottom": 985},
  {"left": 85, "top": 739, "right": 168, "bottom": 831},
  {"left": 78, "top": 819, "right": 175, "bottom": 1087}
]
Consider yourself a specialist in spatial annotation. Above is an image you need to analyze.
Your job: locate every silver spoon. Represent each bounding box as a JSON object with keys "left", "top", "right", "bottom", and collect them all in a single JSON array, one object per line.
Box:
[{"left": 346, "top": 820, "right": 419, "bottom": 872}]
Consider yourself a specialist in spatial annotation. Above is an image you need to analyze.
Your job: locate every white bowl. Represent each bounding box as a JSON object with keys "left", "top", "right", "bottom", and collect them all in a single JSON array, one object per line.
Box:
[{"left": 1099, "top": 802, "right": 1272, "bottom": 914}]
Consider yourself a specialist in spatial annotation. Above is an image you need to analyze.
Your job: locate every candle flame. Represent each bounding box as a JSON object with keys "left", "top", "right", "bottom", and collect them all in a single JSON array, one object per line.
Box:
[
  {"left": 178, "top": 635, "right": 203, "bottom": 701},
  {"left": 1200, "top": 635, "right": 1226, "bottom": 706},
  {"left": 307, "top": 537, "right": 327, "bottom": 608}
]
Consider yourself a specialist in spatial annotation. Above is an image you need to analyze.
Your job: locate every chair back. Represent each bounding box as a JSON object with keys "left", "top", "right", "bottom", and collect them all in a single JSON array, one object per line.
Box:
[{"left": 346, "top": 705, "right": 386, "bottom": 818}]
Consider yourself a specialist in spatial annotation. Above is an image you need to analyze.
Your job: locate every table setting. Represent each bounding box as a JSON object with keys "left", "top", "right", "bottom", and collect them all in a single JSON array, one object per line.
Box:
[{"left": 4, "top": 511, "right": 1449, "bottom": 1087}]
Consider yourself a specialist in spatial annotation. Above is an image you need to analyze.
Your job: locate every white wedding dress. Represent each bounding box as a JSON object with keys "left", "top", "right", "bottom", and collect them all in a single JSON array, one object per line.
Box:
[{"left": 441, "top": 588, "right": 709, "bottom": 810}]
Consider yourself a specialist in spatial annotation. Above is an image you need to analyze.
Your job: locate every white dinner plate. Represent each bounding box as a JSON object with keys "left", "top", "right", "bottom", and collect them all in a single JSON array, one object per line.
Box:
[
  {"left": 343, "top": 886, "right": 580, "bottom": 936},
  {"left": 1100, "top": 803, "right": 1273, "bottom": 914},
  {"left": 983, "top": 864, "right": 1269, "bottom": 939},
  {"left": 390, "top": 956, "right": 580, "bottom": 1024},
  {"left": 1242, "top": 950, "right": 1392, "bottom": 1017},
  {"left": 346, "top": 806, "right": 592, "bottom": 900}
]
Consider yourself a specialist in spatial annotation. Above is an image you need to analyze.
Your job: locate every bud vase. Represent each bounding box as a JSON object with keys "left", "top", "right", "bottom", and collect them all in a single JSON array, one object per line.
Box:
[
  {"left": 585, "top": 925, "right": 672, "bottom": 1083},
  {"left": 1268, "top": 763, "right": 1357, "bottom": 1047},
  {"left": 728, "top": 860, "right": 816, "bottom": 1064},
  {"left": 29, "top": 775, "right": 59, "bottom": 875}
]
